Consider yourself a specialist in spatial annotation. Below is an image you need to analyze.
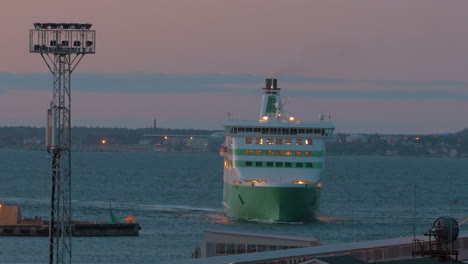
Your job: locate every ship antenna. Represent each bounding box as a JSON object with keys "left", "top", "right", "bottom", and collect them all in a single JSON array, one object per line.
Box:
[{"left": 412, "top": 184, "right": 417, "bottom": 240}]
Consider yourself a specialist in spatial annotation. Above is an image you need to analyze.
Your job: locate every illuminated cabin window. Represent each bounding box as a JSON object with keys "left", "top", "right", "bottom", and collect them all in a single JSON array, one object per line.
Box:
[
  {"left": 256, "top": 150, "right": 263, "bottom": 155},
  {"left": 255, "top": 161, "right": 262, "bottom": 167},
  {"left": 266, "top": 162, "right": 274, "bottom": 167},
  {"left": 246, "top": 150, "right": 253, "bottom": 155},
  {"left": 285, "top": 162, "right": 292, "bottom": 167},
  {"left": 245, "top": 138, "right": 253, "bottom": 144},
  {"left": 246, "top": 161, "right": 253, "bottom": 167},
  {"left": 267, "top": 150, "right": 274, "bottom": 156},
  {"left": 296, "top": 151, "right": 303, "bottom": 156},
  {"left": 306, "top": 162, "right": 313, "bottom": 168},
  {"left": 276, "top": 138, "right": 283, "bottom": 145},
  {"left": 296, "top": 163, "right": 303, "bottom": 168},
  {"left": 266, "top": 138, "right": 274, "bottom": 145},
  {"left": 276, "top": 162, "right": 283, "bottom": 167},
  {"left": 285, "top": 139, "right": 292, "bottom": 145},
  {"left": 276, "top": 151, "right": 283, "bottom": 156},
  {"left": 305, "top": 151, "right": 313, "bottom": 156},
  {"left": 296, "top": 139, "right": 303, "bottom": 145},
  {"left": 256, "top": 138, "right": 263, "bottom": 144},
  {"left": 284, "top": 151, "right": 292, "bottom": 156},
  {"left": 306, "top": 139, "right": 313, "bottom": 145}
]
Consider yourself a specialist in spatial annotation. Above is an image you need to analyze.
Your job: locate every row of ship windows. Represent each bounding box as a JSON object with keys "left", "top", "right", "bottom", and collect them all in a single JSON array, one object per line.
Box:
[
  {"left": 246, "top": 161, "right": 315, "bottom": 168},
  {"left": 245, "top": 138, "right": 313, "bottom": 145},
  {"left": 214, "top": 242, "right": 299, "bottom": 256},
  {"left": 225, "top": 160, "right": 317, "bottom": 168},
  {"left": 227, "top": 127, "right": 332, "bottom": 136},
  {"left": 245, "top": 150, "right": 315, "bottom": 157}
]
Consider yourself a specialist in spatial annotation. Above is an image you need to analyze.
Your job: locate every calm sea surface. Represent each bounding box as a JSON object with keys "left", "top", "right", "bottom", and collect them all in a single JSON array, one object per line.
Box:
[{"left": 0, "top": 150, "right": 467, "bottom": 263}]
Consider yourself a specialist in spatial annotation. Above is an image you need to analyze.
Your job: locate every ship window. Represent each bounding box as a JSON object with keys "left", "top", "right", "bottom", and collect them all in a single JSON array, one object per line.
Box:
[
  {"left": 237, "top": 244, "right": 247, "bottom": 254},
  {"left": 255, "top": 162, "right": 262, "bottom": 167},
  {"left": 216, "top": 243, "right": 226, "bottom": 255},
  {"left": 281, "top": 128, "right": 290, "bottom": 134},
  {"left": 238, "top": 127, "right": 245, "bottom": 133},
  {"left": 247, "top": 244, "right": 257, "bottom": 253},
  {"left": 285, "top": 162, "right": 292, "bottom": 167},
  {"left": 266, "top": 162, "right": 274, "bottom": 167},
  {"left": 296, "top": 139, "right": 303, "bottom": 145},
  {"left": 290, "top": 129, "right": 297, "bottom": 135},
  {"left": 255, "top": 138, "right": 263, "bottom": 144},
  {"left": 295, "top": 151, "right": 303, "bottom": 156},
  {"left": 285, "top": 139, "right": 292, "bottom": 145},
  {"left": 246, "top": 128, "right": 253, "bottom": 133},
  {"left": 270, "top": 128, "right": 278, "bottom": 134},
  {"left": 276, "top": 162, "right": 283, "bottom": 167},
  {"left": 246, "top": 161, "right": 253, "bottom": 166},
  {"left": 254, "top": 128, "right": 261, "bottom": 133},
  {"left": 256, "top": 150, "right": 263, "bottom": 155},
  {"left": 258, "top": 245, "right": 267, "bottom": 252},
  {"left": 306, "top": 129, "right": 313, "bottom": 134},
  {"left": 246, "top": 150, "right": 253, "bottom": 155},
  {"left": 296, "top": 163, "right": 303, "bottom": 168},
  {"left": 276, "top": 138, "right": 282, "bottom": 145},
  {"left": 276, "top": 150, "right": 283, "bottom": 156},
  {"left": 321, "top": 129, "right": 325, "bottom": 135},
  {"left": 226, "top": 244, "right": 236, "bottom": 254},
  {"left": 231, "top": 127, "right": 237, "bottom": 133},
  {"left": 261, "top": 128, "right": 268, "bottom": 134},
  {"left": 266, "top": 138, "right": 274, "bottom": 144},
  {"left": 245, "top": 138, "right": 253, "bottom": 144},
  {"left": 284, "top": 151, "right": 292, "bottom": 156},
  {"left": 314, "top": 129, "right": 320, "bottom": 134},
  {"left": 298, "top": 129, "right": 305, "bottom": 134},
  {"left": 305, "top": 139, "right": 313, "bottom": 145},
  {"left": 267, "top": 150, "right": 274, "bottom": 156},
  {"left": 306, "top": 162, "right": 313, "bottom": 168},
  {"left": 305, "top": 151, "right": 313, "bottom": 156}
]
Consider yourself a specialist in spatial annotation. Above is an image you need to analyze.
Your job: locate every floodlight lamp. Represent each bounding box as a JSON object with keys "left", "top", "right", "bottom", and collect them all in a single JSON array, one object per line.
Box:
[{"left": 86, "top": 41, "right": 93, "bottom": 47}]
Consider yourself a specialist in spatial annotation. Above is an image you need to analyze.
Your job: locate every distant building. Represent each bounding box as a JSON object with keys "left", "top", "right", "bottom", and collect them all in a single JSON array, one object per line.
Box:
[{"left": 346, "top": 134, "right": 368, "bottom": 143}]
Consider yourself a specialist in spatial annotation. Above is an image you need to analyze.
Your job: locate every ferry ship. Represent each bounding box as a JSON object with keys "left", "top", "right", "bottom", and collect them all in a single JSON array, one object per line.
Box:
[{"left": 222, "top": 78, "right": 335, "bottom": 222}]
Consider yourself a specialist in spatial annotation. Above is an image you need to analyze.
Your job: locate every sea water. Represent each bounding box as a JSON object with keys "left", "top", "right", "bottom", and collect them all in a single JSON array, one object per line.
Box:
[{"left": 0, "top": 150, "right": 467, "bottom": 263}]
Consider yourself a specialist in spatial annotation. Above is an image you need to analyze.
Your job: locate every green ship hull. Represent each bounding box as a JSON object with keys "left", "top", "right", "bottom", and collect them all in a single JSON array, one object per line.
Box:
[{"left": 222, "top": 183, "right": 321, "bottom": 222}]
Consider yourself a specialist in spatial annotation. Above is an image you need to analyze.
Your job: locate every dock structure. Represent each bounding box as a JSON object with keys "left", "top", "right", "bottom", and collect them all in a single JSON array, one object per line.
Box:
[
  {"left": 174, "top": 231, "right": 468, "bottom": 264},
  {"left": 0, "top": 205, "right": 141, "bottom": 237},
  {"left": 201, "top": 230, "right": 321, "bottom": 258}
]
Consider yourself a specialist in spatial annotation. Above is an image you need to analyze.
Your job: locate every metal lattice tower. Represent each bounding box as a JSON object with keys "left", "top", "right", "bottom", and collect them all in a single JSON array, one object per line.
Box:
[{"left": 29, "top": 23, "right": 96, "bottom": 264}]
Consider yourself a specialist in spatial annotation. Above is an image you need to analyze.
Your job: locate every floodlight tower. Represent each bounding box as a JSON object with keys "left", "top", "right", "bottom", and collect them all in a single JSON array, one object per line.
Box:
[{"left": 29, "top": 23, "right": 96, "bottom": 264}]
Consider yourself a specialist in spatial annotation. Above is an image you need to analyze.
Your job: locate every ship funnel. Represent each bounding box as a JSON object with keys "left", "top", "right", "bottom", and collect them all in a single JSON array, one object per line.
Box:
[
  {"left": 264, "top": 78, "right": 279, "bottom": 90},
  {"left": 265, "top": 79, "right": 272, "bottom": 90},
  {"left": 259, "top": 78, "right": 282, "bottom": 120}
]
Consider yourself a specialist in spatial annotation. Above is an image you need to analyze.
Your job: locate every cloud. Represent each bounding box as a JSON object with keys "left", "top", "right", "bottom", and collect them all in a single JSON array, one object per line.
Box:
[{"left": 0, "top": 72, "right": 468, "bottom": 100}]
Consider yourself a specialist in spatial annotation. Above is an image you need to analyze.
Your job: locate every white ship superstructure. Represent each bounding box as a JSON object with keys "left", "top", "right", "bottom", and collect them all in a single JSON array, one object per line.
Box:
[{"left": 222, "top": 78, "right": 334, "bottom": 222}]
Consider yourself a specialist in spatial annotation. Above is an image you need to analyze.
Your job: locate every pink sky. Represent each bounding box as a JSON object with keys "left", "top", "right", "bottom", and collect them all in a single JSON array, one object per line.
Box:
[{"left": 1, "top": 1, "right": 468, "bottom": 133}]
